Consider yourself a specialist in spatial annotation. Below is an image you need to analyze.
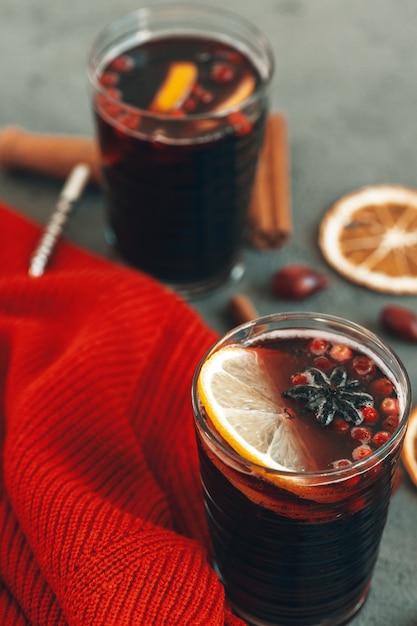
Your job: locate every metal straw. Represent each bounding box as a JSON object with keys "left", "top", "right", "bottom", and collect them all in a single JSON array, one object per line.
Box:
[{"left": 28, "top": 163, "right": 91, "bottom": 277}]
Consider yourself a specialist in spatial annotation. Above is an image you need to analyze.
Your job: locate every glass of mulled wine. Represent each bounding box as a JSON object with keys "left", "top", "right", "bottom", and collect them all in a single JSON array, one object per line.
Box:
[
  {"left": 87, "top": 4, "right": 274, "bottom": 297},
  {"left": 192, "top": 312, "right": 411, "bottom": 626}
]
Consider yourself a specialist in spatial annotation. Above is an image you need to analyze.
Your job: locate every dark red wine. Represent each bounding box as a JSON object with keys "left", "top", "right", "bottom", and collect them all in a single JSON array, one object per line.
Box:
[{"left": 93, "top": 36, "right": 267, "bottom": 290}]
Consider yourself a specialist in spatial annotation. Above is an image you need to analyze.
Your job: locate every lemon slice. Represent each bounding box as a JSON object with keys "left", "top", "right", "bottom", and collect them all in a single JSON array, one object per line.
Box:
[
  {"left": 319, "top": 185, "right": 417, "bottom": 294},
  {"left": 402, "top": 405, "right": 417, "bottom": 488},
  {"left": 197, "top": 345, "right": 315, "bottom": 473},
  {"left": 149, "top": 62, "right": 197, "bottom": 113}
]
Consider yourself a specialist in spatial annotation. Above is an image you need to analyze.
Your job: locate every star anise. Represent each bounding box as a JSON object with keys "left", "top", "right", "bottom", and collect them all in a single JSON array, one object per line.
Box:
[{"left": 282, "top": 366, "right": 374, "bottom": 426}]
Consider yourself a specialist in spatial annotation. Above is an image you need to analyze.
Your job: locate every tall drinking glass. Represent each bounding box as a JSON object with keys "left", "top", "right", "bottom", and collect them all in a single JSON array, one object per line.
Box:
[
  {"left": 87, "top": 4, "right": 274, "bottom": 297},
  {"left": 192, "top": 312, "right": 411, "bottom": 625}
]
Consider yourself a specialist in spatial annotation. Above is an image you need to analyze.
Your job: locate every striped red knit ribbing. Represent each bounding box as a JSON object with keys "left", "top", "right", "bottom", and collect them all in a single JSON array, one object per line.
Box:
[{"left": 0, "top": 203, "right": 245, "bottom": 626}]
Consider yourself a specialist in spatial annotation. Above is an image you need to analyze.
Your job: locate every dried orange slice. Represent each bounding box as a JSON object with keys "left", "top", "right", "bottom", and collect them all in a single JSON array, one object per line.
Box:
[
  {"left": 319, "top": 185, "right": 417, "bottom": 293},
  {"left": 402, "top": 404, "right": 417, "bottom": 488},
  {"left": 149, "top": 62, "right": 197, "bottom": 113}
]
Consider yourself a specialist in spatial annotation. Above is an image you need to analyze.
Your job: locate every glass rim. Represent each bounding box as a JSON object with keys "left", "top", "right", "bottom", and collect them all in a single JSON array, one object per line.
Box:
[
  {"left": 86, "top": 2, "right": 275, "bottom": 124},
  {"left": 192, "top": 311, "right": 412, "bottom": 481}
]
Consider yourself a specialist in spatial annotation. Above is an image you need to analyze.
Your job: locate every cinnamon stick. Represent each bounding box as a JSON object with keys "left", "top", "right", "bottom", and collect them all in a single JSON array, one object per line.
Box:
[
  {"left": 0, "top": 126, "right": 101, "bottom": 184},
  {"left": 248, "top": 113, "right": 292, "bottom": 249},
  {"left": 229, "top": 294, "right": 259, "bottom": 325}
]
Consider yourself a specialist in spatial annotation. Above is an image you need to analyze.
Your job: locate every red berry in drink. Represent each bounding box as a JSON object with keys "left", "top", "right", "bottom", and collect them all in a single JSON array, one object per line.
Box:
[
  {"left": 313, "top": 356, "right": 332, "bottom": 370},
  {"left": 228, "top": 111, "right": 252, "bottom": 136},
  {"left": 199, "top": 89, "right": 214, "bottom": 104},
  {"left": 352, "top": 445, "right": 372, "bottom": 461},
  {"left": 99, "top": 72, "right": 119, "bottom": 87},
  {"left": 380, "top": 397, "right": 399, "bottom": 415},
  {"left": 350, "top": 356, "right": 376, "bottom": 379},
  {"left": 371, "top": 431, "right": 391, "bottom": 447},
  {"left": 110, "top": 54, "right": 134, "bottom": 72},
  {"left": 332, "top": 458, "right": 353, "bottom": 468},
  {"left": 308, "top": 338, "right": 328, "bottom": 355},
  {"left": 329, "top": 344, "right": 353, "bottom": 363},
  {"left": 291, "top": 373, "right": 308, "bottom": 385},
  {"left": 382, "top": 415, "right": 399, "bottom": 432},
  {"left": 361, "top": 405, "right": 380, "bottom": 425},
  {"left": 351, "top": 426, "right": 372, "bottom": 444},
  {"left": 369, "top": 377, "right": 394, "bottom": 397},
  {"left": 211, "top": 62, "right": 235, "bottom": 82},
  {"left": 332, "top": 418, "right": 350, "bottom": 434}
]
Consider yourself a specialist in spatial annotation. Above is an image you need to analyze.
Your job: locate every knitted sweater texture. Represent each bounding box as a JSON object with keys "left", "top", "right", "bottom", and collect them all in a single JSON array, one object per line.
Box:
[{"left": 0, "top": 203, "right": 245, "bottom": 626}]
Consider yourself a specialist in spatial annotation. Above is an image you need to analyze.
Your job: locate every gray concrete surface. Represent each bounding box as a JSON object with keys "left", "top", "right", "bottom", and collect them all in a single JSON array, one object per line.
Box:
[{"left": 1, "top": 1, "right": 417, "bottom": 624}]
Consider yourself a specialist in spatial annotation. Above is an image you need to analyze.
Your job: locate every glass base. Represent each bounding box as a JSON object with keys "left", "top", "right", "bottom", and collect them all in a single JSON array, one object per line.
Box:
[
  {"left": 105, "top": 226, "right": 245, "bottom": 299},
  {"left": 231, "top": 588, "right": 369, "bottom": 626}
]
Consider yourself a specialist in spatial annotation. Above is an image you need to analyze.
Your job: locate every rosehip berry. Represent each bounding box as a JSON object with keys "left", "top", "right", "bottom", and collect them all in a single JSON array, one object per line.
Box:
[
  {"left": 361, "top": 405, "right": 380, "bottom": 425},
  {"left": 329, "top": 344, "right": 353, "bottom": 363},
  {"left": 99, "top": 72, "right": 119, "bottom": 87},
  {"left": 380, "top": 304, "right": 417, "bottom": 342},
  {"left": 199, "top": 90, "right": 214, "bottom": 104},
  {"left": 332, "top": 418, "right": 350, "bottom": 434},
  {"left": 382, "top": 415, "right": 399, "bottom": 432},
  {"left": 352, "top": 445, "right": 372, "bottom": 461},
  {"left": 350, "top": 356, "right": 376, "bottom": 379},
  {"left": 228, "top": 111, "right": 252, "bottom": 136},
  {"left": 369, "top": 377, "right": 394, "bottom": 398},
  {"left": 110, "top": 54, "right": 134, "bottom": 72},
  {"left": 351, "top": 426, "right": 373, "bottom": 444},
  {"left": 308, "top": 338, "right": 328, "bottom": 355},
  {"left": 211, "top": 62, "right": 235, "bottom": 82},
  {"left": 371, "top": 431, "right": 391, "bottom": 447},
  {"left": 380, "top": 397, "right": 399, "bottom": 415},
  {"left": 332, "top": 459, "right": 353, "bottom": 468},
  {"left": 313, "top": 356, "right": 332, "bottom": 370},
  {"left": 271, "top": 265, "right": 330, "bottom": 300},
  {"left": 291, "top": 373, "right": 308, "bottom": 385}
]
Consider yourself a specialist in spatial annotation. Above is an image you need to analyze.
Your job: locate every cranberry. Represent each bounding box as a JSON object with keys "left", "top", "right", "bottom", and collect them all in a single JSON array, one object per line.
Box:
[
  {"left": 116, "top": 110, "right": 141, "bottom": 130},
  {"left": 210, "top": 62, "right": 235, "bottom": 82},
  {"left": 291, "top": 373, "right": 308, "bottom": 385},
  {"left": 351, "top": 426, "right": 373, "bottom": 444},
  {"left": 228, "top": 111, "right": 252, "bottom": 136},
  {"left": 329, "top": 344, "right": 353, "bottom": 363},
  {"left": 369, "top": 377, "right": 394, "bottom": 397},
  {"left": 361, "top": 405, "right": 380, "bottom": 425},
  {"left": 380, "top": 304, "right": 417, "bottom": 342},
  {"left": 352, "top": 445, "right": 372, "bottom": 461},
  {"left": 170, "top": 109, "right": 186, "bottom": 118},
  {"left": 382, "top": 415, "right": 399, "bottom": 432},
  {"left": 184, "top": 97, "right": 197, "bottom": 112},
  {"left": 313, "top": 356, "right": 332, "bottom": 371},
  {"left": 332, "top": 458, "right": 353, "bottom": 468},
  {"left": 332, "top": 418, "right": 350, "bottom": 434},
  {"left": 371, "top": 431, "right": 391, "bottom": 447},
  {"left": 380, "top": 397, "right": 399, "bottom": 415},
  {"left": 110, "top": 54, "right": 134, "bottom": 72},
  {"left": 99, "top": 72, "right": 119, "bottom": 87},
  {"left": 308, "top": 338, "right": 328, "bottom": 355},
  {"left": 271, "top": 265, "right": 330, "bottom": 300},
  {"left": 199, "top": 90, "right": 214, "bottom": 104},
  {"left": 350, "top": 356, "right": 376, "bottom": 379}
]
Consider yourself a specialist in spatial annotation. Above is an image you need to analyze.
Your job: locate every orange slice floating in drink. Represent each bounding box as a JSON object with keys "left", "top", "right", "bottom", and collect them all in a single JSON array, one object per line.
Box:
[
  {"left": 212, "top": 74, "right": 256, "bottom": 112},
  {"left": 319, "top": 185, "right": 417, "bottom": 294},
  {"left": 149, "top": 62, "right": 198, "bottom": 113},
  {"left": 402, "top": 404, "right": 417, "bottom": 488}
]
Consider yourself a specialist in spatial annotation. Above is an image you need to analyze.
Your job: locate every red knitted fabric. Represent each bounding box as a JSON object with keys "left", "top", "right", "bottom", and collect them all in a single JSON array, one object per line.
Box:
[{"left": 0, "top": 202, "right": 245, "bottom": 626}]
